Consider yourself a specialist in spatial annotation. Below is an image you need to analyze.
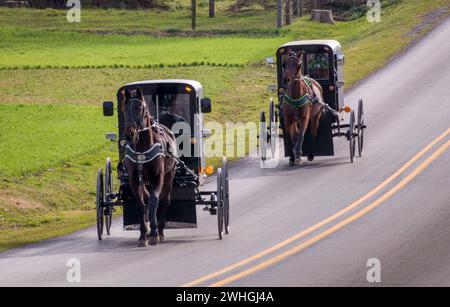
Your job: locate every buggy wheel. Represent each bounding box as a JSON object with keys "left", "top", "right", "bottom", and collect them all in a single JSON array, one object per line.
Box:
[
  {"left": 96, "top": 168, "right": 105, "bottom": 241},
  {"left": 268, "top": 99, "right": 277, "bottom": 158},
  {"left": 222, "top": 157, "right": 230, "bottom": 235},
  {"left": 216, "top": 168, "right": 224, "bottom": 240},
  {"left": 259, "top": 110, "right": 267, "bottom": 161},
  {"left": 349, "top": 110, "right": 356, "bottom": 163},
  {"left": 104, "top": 158, "right": 113, "bottom": 236},
  {"left": 357, "top": 98, "right": 365, "bottom": 157}
]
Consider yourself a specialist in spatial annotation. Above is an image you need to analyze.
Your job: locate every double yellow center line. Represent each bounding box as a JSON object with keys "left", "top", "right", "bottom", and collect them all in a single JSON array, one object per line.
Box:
[{"left": 182, "top": 128, "right": 450, "bottom": 287}]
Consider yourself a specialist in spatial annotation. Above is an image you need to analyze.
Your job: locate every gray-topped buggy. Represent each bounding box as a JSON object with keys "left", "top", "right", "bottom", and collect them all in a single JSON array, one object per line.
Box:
[{"left": 95, "top": 80, "right": 230, "bottom": 243}]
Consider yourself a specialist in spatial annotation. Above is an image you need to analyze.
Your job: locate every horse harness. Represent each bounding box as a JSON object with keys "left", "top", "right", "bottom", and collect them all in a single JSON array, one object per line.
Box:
[
  {"left": 283, "top": 76, "right": 318, "bottom": 109},
  {"left": 123, "top": 98, "right": 172, "bottom": 186}
]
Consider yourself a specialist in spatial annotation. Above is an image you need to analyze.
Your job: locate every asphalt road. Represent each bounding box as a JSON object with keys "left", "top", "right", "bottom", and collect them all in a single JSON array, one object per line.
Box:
[{"left": 1, "top": 17, "right": 450, "bottom": 287}]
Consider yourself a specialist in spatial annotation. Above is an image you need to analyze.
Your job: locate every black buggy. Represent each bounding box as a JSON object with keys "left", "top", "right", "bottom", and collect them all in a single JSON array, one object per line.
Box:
[
  {"left": 95, "top": 80, "right": 230, "bottom": 241},
  {"left": 260, "top": 40, "right": 367, "bottom": 162}
]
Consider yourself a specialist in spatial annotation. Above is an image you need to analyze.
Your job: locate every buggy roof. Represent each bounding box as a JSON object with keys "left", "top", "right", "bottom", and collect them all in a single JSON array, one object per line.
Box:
[
  {"left": 278, "top": 40, "right": 342, "bottom": 54},
  {"left": 125, "top": 79, "right": 203, "bottom": 94}
]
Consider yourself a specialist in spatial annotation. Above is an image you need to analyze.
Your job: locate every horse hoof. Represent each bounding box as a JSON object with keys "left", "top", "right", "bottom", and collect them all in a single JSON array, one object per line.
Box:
[
  {"left": 295, "top": 159, "right": 303, "bottom": 166},
  {"left": 308, "top": 155, "right": 314, "bottom": 162},
  {"left": 148, "top": 236, "right": 159, "bottom": 246},
  {"left": 158, "top": 233, "right": 165, "bottom": 243},
  {"left": 289, "top": 159, "right": 295, "bottom": 167},
  {"left": 137, "top": 239, "right": 148, "bottom": 247}
]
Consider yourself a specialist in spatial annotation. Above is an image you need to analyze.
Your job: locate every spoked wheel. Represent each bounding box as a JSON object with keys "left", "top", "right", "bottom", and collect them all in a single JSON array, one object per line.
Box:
[
  {"left": 222, "top": 157, "right": 230, "bottom": 235},
  {"left": 96, "top": 168, "right": 105, "bottom": 240},
  {"left": 348, "top": 110, "right": 356, "bottom": 163},
  {"left": 216, "top": 168, "right": 224, "bottom": 240},
  {"left": 259, "top": 110, "right": 267, "bottom": 161},
  {"left": 357, "top": 98, "right": 365, "bottom": 157},
  {"left": 268, "top": 99, "right": 277, "bottom": 158},
  {"left": 104, "top": 158, "right": 113, "bottom": 236}
]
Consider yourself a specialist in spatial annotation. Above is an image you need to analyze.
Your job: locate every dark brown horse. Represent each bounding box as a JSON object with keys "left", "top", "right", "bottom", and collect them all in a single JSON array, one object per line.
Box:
[
  {"left": 282, "top": 51, "right": 325, "bottom": 166},
  {"left": 121, "top": 86, "right": 177, "bottom": 247}
]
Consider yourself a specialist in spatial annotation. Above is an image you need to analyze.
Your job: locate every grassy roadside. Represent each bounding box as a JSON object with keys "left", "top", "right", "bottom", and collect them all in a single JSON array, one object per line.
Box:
[
  {"left": 0, "top": 0, "right": 449, "bottom": 252},
  {"left": 0, "top": 149, "right": 118, "bottom": 251}
]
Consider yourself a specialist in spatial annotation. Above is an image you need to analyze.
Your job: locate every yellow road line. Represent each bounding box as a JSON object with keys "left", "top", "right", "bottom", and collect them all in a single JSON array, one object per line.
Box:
[
  {"left": 210, "top": 139, "right": 450, "bottom": 287},
  {"left": 182, "top": 128, "right": 450, "bottom": 287}
]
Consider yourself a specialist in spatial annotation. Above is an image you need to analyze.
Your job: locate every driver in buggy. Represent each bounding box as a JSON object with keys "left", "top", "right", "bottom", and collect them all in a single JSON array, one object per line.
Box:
[{"left": 158, "top": 93, "right": 189, "bottom": 131}]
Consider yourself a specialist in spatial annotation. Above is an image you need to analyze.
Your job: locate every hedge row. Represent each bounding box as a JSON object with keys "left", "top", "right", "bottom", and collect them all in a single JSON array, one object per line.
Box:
[{"left": 0, "top": 62, "right": 246, "bottom": 70}]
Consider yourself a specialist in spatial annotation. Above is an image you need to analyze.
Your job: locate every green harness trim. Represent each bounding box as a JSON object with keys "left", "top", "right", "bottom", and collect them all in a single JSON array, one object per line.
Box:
[
  {"left": 283, "top": 94, "right": 312, "bottom": 109},
  {"left": 283, "top": 77, "right": 317, "bottom": 109}
]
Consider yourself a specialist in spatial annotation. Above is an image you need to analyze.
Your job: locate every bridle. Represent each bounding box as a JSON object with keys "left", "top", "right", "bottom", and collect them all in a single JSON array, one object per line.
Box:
[
  {"left": 284, "top": 53, "right": 303, "bottom": 90},
  {"left": 125, "top": 98, "right": 151, "bottom": 135}
]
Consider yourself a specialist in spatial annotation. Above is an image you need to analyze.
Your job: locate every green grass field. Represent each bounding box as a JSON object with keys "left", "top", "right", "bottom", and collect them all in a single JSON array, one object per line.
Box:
[
  {"left": 0, "top": 4, "right": 278, "bottom": 35},
  {"left": 0, "top": 0, "right": 449, "bottom": 251},
  {"left": 0, "top": 104, "right": 115, "bottom": 176},
  {"left": 0, "top": 28, "right": 283, "bottom": 68}
]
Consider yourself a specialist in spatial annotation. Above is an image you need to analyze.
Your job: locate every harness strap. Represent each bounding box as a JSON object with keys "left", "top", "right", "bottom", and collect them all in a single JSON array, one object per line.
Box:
[
  {"left": 283, "top": 93, "right": 313, "bottom": 109},
  {"left": 124, "top": 143, "right": 166, "bottom": 165}
]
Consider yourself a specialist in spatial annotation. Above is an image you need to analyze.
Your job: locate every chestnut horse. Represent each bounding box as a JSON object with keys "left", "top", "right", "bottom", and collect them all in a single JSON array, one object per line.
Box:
[
  {"left": 282, "top": 51, "right": 325, "bottom": 166},
  {"left": 121, "top": 86, "right": 177, "bottom": 247}
]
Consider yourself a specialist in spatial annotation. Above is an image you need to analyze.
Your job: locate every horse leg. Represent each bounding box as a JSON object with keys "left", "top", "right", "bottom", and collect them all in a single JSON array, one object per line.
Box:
[
  {"left": 288, "top": 123, "right": 298, "bottom": 166},
  {"left": 148, "top": 176, "right": 163, "bottom": 246},
  {"left": 157, "top": 197, "right": 169, "bottom": 243},
  {"left": 157, "top": 171, "right": 174, "bottom": 243},
  {"left": 293, "top": 121, "right": 304, "bottom": 161},
  {"left": 295, "top": 108, "right": 310, "bottom": 164},
  {"left": 308, "top": 108, "right": 322, "bottom": 161},
  {"left": 136, "top": 183, "right": 150, "bottom": 247}
]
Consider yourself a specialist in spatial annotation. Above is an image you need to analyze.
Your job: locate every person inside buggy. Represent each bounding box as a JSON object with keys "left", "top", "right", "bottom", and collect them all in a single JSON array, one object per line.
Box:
[
  {"left": 306, "top": 53, "right": 329, "bottom": 80},
  {"left": 156, "top": 93, "right": 190, "bottom": 130}
]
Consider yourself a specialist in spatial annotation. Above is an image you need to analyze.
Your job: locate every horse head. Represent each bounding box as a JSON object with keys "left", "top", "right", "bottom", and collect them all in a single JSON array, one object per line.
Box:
[
  {"left": 282, "top": 50, "right": 303, "bottom": 89},
  {"left": 121, "top": 86, "right": 150, "bottom": 145}
]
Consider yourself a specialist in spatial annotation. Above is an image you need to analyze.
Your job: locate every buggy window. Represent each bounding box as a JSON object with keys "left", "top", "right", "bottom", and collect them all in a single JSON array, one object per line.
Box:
[
  {"left": 306, "top": 53, "right": 329, "bottom": 80},
  {"left": 144, "top": 93, "right": 191, "bottom": 130}
]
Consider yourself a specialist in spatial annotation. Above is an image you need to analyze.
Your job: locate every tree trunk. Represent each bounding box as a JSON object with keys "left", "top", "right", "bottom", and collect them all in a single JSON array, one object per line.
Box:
[
  {"left": 277, "top": 0, "right": 283, "bottom": 28},
  {"left": 292, "top": 0, "right": 298, "bottom": 16},
  {"left": 209, "top": 0, "right": 215, "bottom": 18},
  {"left": 191, "top": 0, "right": 196, "bottom": 31},
  {"left": 285, "top": 0, "right": 291, "bottom": 26},
  {"left": 299, "top": 0, "right": 303, "bottom": 17}
]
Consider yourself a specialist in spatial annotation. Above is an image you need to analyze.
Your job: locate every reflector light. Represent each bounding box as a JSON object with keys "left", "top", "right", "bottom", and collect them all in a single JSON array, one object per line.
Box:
[{"left": 205, "top": 166, "right": 214, "bottom": 175}]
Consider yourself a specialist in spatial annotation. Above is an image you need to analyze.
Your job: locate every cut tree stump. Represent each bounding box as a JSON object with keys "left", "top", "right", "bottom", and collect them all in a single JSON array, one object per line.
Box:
[{"left": 312, "top": 9, "right": 335, "bottom": 24}]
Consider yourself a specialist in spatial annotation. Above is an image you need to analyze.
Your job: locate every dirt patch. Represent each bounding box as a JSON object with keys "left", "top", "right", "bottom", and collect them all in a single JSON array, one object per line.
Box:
[
  {"left": 0, "top": 191, "right": 43, "bottom": 210},
  {"left": 406, "top": 5, "right": 450, "bottom": 37}
]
